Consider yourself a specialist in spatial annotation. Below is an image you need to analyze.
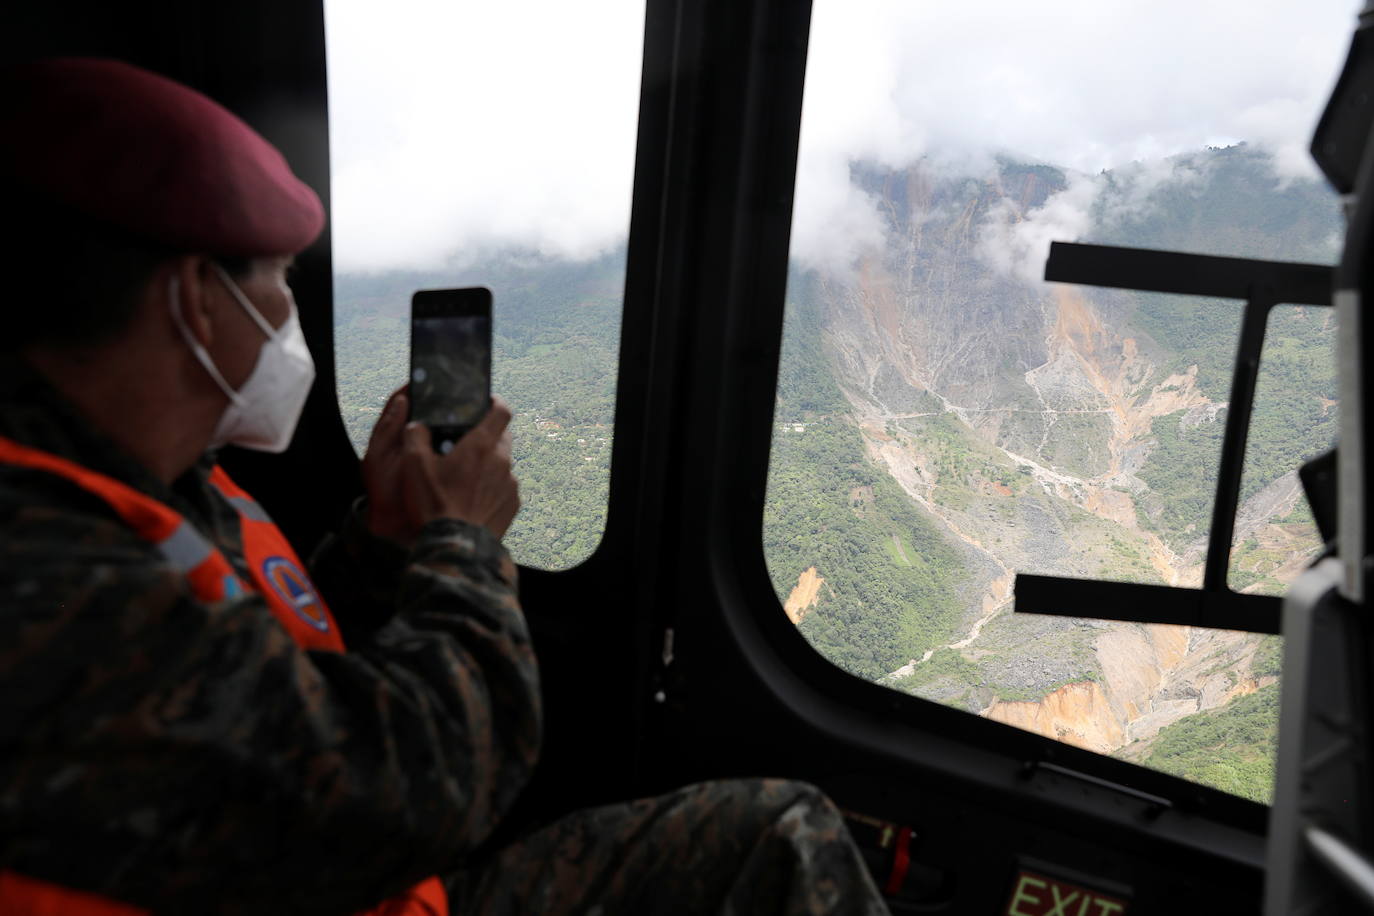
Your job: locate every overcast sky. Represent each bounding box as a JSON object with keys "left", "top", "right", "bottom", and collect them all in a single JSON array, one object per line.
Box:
[{"left": 325, "top": 0, "right": 1360, "bottom": 275}]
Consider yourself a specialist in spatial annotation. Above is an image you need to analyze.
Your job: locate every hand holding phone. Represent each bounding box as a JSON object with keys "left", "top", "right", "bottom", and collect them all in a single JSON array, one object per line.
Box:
[
  {"left": 362, "top": 387, "right": 519, "bottom": 545},
  {"left": 409, "top": 287, "right": 492, "bottom": 453}
]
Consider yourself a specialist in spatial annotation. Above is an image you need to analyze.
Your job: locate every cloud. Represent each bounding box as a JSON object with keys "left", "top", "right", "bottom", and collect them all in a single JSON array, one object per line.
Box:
[
  {"left": 972, "top": 152, "right": 1225, "bottom": 285},
  {"left": 324, "top": 0, "right": 1358, "bottom": 274},
  {"left": 787, "top": 158, "right": 888, "bottom": 277},
  {"left": 976, "top": 172, "right": 1101, "bottom": 285},
  {"left": 324, "top": 0, "right": 644, "bottom": 272},
  {"left": 789, "top": 0, "right": 1358, "bottom": 275}
]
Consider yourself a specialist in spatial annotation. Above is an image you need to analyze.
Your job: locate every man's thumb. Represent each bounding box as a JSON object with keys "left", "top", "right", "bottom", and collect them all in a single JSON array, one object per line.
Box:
[{"left": 403, "top": 421, "right": 431, "bottom": 453}]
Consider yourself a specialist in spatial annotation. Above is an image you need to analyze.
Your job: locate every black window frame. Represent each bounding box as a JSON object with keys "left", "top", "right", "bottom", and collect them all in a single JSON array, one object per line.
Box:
[
  {"left": 297, "top": 0, "right": 1290, "bottom": 856},
  {"left": 286, "top": 0, "right": 1292, "bottom": 843},
  {"left": 626, "top": 0, "right": 1293, "bottom": 854}
]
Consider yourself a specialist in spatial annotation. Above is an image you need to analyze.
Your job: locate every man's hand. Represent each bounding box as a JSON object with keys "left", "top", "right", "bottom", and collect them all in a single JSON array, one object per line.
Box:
[{"left": 363, "top": 387, "right": 520, "bottom": 546}]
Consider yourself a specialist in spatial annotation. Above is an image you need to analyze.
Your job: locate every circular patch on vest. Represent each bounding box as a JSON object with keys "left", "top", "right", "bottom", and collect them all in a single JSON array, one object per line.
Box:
[{"left": 262, "top": 556, "right": 330, "bottom": 632}]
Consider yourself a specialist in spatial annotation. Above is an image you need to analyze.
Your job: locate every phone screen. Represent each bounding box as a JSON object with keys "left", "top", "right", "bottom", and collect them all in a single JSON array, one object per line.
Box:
[{"left": 410, "top": 288, "right": 492, "bottom": 450}]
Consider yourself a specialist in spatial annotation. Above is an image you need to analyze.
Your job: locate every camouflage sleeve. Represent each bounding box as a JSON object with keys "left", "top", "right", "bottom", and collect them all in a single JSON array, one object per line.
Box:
[
  {"left": 0, "top": 492, "right": 541, "bottom": 916},
  {"left": 309, "top": 496, "right": 409, "bottom": 643}
]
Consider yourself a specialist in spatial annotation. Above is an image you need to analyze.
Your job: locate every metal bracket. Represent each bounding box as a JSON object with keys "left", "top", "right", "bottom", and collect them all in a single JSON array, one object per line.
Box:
[{"left": 1013, "top": 243, "right": 1333, "bottom": 634}]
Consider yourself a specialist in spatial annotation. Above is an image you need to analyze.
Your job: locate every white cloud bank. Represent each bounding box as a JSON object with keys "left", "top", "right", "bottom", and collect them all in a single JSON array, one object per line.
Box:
[
  {"left": 325, "top": 0, "right": 644, "bottom": 272},
  {"left": 974, "top": 155, "right": 1215, "bottom": 286},
  {"left": 325, "top": 0, "right": 1359, "bottom": 274},
  {"left": 975, "top": 173, "right": 1102, "bottom": 286}
]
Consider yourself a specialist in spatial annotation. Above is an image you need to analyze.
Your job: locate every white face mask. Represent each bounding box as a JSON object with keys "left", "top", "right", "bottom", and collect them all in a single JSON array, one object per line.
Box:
[{"left": 170, "top": 264, "right": 316, "bottom": 453}]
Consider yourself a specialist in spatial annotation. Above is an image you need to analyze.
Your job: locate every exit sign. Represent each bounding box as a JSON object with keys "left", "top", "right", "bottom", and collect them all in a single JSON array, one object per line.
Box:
[{"left": 1004, "top": 868, "right": 1130, "bottom": 916}]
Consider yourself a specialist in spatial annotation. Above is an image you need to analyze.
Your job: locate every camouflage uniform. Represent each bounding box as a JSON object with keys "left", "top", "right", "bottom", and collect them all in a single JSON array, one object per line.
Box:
[
  {"left": 0, "top": 357, "right": 888, "bottom": 915},
  {"left": 449, "top": 778, "right": 888, "bottom": 915}
]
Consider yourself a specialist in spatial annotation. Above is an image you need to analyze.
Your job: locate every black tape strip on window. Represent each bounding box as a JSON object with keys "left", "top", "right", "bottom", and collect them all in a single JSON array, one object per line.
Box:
[{"left": 1013, "top": 242, "right": 1334, "bottom": 636}]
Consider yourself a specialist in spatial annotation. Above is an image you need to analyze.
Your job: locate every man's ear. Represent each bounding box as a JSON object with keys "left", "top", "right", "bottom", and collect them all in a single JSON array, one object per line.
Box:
[{"left": 167, "top": 255, "right": 215, "bottom": 348}]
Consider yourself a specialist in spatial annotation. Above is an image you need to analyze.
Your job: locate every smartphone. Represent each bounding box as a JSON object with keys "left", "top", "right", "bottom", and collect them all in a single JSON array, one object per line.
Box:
[{"left": 409, "top": 287, "right": 492, "bottom": 454}]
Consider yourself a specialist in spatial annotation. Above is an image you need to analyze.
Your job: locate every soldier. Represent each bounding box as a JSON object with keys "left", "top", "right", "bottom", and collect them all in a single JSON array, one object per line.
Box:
[{"left": 0, "top": 58, "right": 889, "bottom": 915}]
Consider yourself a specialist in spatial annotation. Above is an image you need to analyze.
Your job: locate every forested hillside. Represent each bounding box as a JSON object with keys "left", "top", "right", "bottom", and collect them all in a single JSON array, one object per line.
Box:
[
  {"left": 1134, "top": 637, "right": 1284, "bottom": 803},
  {"left": 765, "top": 272, "right": 982, "bottom": 678},
  {"left": 334, "top": 252, "right": 623, "bottom": 570}
]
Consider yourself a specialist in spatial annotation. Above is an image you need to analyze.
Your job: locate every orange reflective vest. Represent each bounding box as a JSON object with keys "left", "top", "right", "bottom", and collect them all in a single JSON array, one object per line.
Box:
[{"left": 0, "top": 437, "right": 448, "bottom": 916}]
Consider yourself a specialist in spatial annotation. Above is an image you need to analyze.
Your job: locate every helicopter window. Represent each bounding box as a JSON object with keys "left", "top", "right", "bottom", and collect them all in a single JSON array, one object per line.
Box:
[
  {"left": 1228, "top": 304, "right": 1336, "bottom": 597},
  {"left": 323, "top": 0, "right": 644, "bottom": 570},
  {"left": 765, "top": 0, "right": 1350, "bottom": 804}
]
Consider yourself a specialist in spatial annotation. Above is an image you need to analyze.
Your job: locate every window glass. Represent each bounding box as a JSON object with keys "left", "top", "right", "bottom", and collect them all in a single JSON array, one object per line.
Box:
[
  {"left": 1229, "top": 305, "right": 1337, "bottom": 596},
  {"left": 766, "top": 0, "right": 1353, "bottom": 803},
  {"left": 324, "top": 0, "right": 644, "bottom": 570}
]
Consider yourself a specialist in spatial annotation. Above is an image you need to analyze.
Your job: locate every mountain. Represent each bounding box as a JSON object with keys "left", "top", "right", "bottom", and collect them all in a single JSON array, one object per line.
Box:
[
  {"left": 770, "top": 145, "right": 1338, "bottom": 799},
  {"left": 332, "top": 144, "right": 1339, "bottom": 803}
]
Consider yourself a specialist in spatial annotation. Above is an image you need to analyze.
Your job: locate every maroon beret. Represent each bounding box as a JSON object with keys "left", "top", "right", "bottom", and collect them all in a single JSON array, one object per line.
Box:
[{"left": 2, "top": 58, "right": 324, "bottom": 257}]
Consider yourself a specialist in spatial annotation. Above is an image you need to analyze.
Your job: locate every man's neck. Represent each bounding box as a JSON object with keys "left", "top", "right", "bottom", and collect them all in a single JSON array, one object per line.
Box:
[{"left": 22, "top": 342, "right": 222, "bottom": 485}]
